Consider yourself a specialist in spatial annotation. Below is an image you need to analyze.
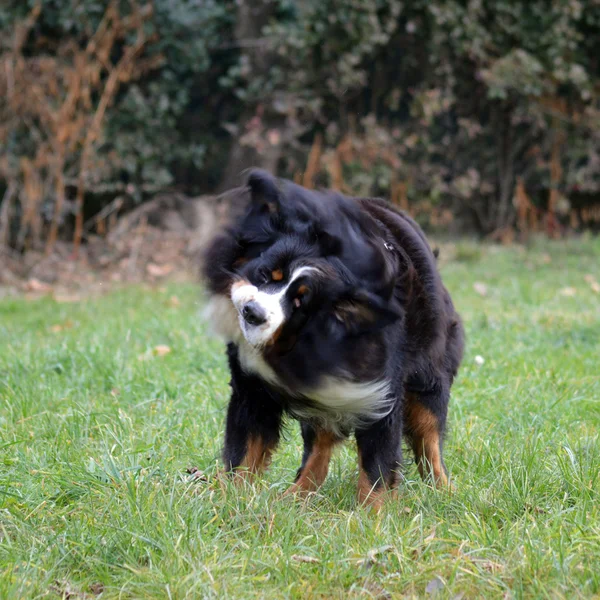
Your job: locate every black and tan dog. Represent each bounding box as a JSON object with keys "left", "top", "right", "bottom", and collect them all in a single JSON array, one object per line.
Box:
[{"left": 203, "top": 170, "right": 464, "bottom": 507}]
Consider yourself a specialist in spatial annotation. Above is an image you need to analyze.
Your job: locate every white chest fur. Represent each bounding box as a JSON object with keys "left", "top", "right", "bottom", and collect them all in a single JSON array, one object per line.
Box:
[
  {"left": 237, "top": 340, "right": 393, "bottom": 433},
  {"left": 203, "top": 294, "right": 393, "bottom": 433}
]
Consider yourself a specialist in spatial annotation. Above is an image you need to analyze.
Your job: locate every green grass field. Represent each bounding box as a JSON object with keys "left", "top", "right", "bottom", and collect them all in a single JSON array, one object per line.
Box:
[{"left": 1, "top": 237, "right": 599, "bottom": 599}]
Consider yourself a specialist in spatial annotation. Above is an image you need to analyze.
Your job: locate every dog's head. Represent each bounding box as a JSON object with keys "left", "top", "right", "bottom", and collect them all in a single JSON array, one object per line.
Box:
[
  {"left": 228, "top": 236, "right": 400, "bottom": 351},
  {"left": 203, "top": 170, "right": 397, "bottom": 294},
  {"left": 202, "top": 171, "right": 403, "bottom": 385}
]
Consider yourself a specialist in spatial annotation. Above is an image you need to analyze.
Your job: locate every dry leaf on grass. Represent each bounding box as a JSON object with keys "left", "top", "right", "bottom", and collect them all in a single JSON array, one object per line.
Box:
[
  {"left": 154, "top": 345, "right": 171, "bottom": 356},
  {"left": 89, "top": 583, "right": 104, "bottom": 596},
  {"left": 186, "top": 467, "right": 208, "bottom": 482},
  {"left": 50, "top": 320, "right": 74, "bottom": 333},
  {"left": 559, "top": 287, "right": 577, "bottom": 297},
  {"left": 291, "top": 554, "right": 320, "bottom": 564},
  {"left": 367, "top": 545, "right": 393, "bottom": 561},
  {"left": 167, "top": 295, "right": 181, "bottom": 307},
  {"left": 137, "top": 345, "right": 172, "bottom": 361},
  {"left": 53, "top": 293, "right": 82, "bottom": 303},
  {"left": 49, "top": 580, "right": 91, "bottom": 599},
  {"left": 25, "top": 278, "right": 53, "bottom": 293},
  {"left": 473, "top": 282, "right": 488, "bottom": 296},
  {"left": 360, "top": 580, "right": 392, "bottom": 599},
  {"left": 357, "top": 544, "right": 395, "bottom": 569},
  {"left": 584, "top": 275, "right": 600, "bottom": 293},
  {"left": 477, "top": 559, "right": 505, "bottom": 574},
  {"left": 424, "top": 529, "right": 436, "bottom": 544},
  {"left": 146, "top": 263, "right": 174, "bottom": 277},
  {"left": 425, "top": 576, "right": 445, "bottom": 595}
]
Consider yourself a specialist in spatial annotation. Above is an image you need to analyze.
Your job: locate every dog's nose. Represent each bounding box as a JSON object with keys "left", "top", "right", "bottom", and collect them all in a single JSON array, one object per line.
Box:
[{"left": 242, "top": 301, "right": 267, "bottom": 326}]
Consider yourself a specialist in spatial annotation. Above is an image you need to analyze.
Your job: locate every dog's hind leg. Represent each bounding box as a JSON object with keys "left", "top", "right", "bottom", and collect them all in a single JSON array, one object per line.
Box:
[
  {"left": 403, "top": 390, "right": 450, "bottom": 488},
  {"left": 223, "top": 344, "right": 284, "bottom": 478},
  {"left": 285, "top": 423, "right": 341, "bottom": 495}
]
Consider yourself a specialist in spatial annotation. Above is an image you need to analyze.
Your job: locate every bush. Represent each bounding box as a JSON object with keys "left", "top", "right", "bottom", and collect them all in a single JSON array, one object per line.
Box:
[{"left": 1, "top": 0, "right": 599, "bottom": 251}]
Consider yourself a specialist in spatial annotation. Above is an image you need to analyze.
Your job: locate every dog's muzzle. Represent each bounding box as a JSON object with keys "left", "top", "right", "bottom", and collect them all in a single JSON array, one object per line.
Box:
[{"left": 241, "top": 301, "right": 267, "bottom": 326}]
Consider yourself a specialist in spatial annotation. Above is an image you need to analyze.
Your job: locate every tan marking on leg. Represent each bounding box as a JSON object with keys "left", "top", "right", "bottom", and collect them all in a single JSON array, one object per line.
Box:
[
  {"left": 285, "top": 430, "right": 338, "bottom": 495},
  {"left": 356, "top": 452, "right": 391, "bottom": 511},
  {"left": 404, "top": 394, "right": 449, "bottom": 487},
  {"left": 236, "top": 436, "right": 276, "bottom": 481}
]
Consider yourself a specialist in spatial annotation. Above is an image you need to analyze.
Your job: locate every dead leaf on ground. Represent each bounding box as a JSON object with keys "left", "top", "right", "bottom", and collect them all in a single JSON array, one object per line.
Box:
[
  {"left": 54, "top": 293, "right": 82, "bottom": 303},
  {"left": 358, "top": 544, "right": 394, "bottom": 568},
  {"left": 50, "top": 319, "right": 74, "bottom": 333},
  {"left": 89, "top": 583, "right": 104, "bottom": 596},
  {"left": 146, "top": 263, "right": 174, "bottom": 277},
  {"left": 360, "top": 580, "right": 392, "bottom": 599},
  {"left": 166, "top": 295, "right": 180, "bottom": 307},
  {"left": 477, "top": 559, "right": 505, "bottom": 573},
  {"left": 584, "top": 275, "right": 600, "bottom": 293},
  {"left": 25, "top": 278, "right": 53, "bottom": 293},
  {"left": 138, "top": 345, "right": 172, "bottom": 361},
  {"left": 473, "top": 282, "right": 488, "bottom": 296},
  {"left": 424, "top": 529, "right": 436, "bottom": 544},
  {"left": 425, "top": 576, "right": 445, "bottom": 595},
  {"left": 291, "top": 554, "right": 320, "bottom": 564},
  {"left": 186, "top": 467, "right": 208, "bottom": 482},
  {"left": 559, "top": 287, "right": 577, "bottom": 297},
  {"left": 49, "top": 580, "right": 91, "bottom": 599},
  {"left": 368, "top": 545, "right": 393, "bottom": 561}
]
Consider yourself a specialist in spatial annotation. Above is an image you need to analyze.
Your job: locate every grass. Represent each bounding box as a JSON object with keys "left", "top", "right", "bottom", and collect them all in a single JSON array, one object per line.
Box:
[{"left": 1, "top": 236, "right": 599, "bottom": 599}]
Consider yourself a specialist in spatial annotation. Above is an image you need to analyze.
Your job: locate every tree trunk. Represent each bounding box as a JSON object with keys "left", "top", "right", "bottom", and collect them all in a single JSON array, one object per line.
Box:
[
  {"left": 496, "top": 104, "right": 515, "bottom": 231},
  {"left": 217, "top": 0, "right": 282, "bottom": 191}
]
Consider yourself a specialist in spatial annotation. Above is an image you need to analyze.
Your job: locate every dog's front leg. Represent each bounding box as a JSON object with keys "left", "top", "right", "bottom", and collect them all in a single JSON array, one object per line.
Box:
[
  {"left": 223, "top": 344, "right": 283, "bottom": 478},
  {"left": 284, "top": 422, "right": 342, "bottom": 496},
  {"left": 355, "top": 403, "right": 403, "bottom": 509}
]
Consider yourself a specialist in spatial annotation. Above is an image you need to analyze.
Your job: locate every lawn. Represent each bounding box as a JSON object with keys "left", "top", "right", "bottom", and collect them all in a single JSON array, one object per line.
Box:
[{"left": 1, "top": 236, "right": 599, "bottom": 599}]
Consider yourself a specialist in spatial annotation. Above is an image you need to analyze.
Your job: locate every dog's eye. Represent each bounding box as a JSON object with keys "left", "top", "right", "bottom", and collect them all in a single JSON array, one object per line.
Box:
[
  {"left": 293, "top": 284, "right": 310, "bottom": 310},
  {"left": 257, "top": 268, "right": 271, "bottom": 284}
]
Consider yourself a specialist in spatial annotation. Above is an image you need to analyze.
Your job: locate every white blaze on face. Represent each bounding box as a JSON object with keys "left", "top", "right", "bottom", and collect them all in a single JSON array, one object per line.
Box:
[{"left": 231, "top": 266, "right": 314, "bottom": 348}]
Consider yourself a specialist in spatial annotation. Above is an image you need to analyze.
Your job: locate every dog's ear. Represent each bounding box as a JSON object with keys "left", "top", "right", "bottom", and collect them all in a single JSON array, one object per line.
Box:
[
  {"left": 246, "top": 169, "right": 281, "bottom": 215},
  {"left": 316, "top": 228, "right": 342, "bottom": 257},
  {"left": 334, "top": 290, "right": 400, "bottom": 334}
]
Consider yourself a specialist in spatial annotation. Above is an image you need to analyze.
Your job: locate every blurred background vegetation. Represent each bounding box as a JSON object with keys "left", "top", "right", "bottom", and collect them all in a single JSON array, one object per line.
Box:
[{"left": 1, "top": 0, "right": 600, "bottom": 257}]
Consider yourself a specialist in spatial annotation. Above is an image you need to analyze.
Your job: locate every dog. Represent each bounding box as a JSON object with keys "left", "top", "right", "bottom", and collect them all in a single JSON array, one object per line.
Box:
[{"left": 202, "top": 170, "right": 464, "bottom": 507}]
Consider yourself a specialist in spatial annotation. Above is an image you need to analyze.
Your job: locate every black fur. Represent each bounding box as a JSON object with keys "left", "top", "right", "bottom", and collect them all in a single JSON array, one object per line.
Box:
[{"left": 202, "top": 170, "right": 465, "bottom": 503}]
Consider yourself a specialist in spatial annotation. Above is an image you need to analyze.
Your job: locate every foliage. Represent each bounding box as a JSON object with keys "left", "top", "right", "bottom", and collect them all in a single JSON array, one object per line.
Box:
[
  {"left": 1, "top": 0, "right": 600, "bottom": 249},
  {"left": 1, "top": 238, "right": 600, "bottom": 597},
  {"left": 0, "top": 0, "right": 234, "bottom": 251},
  {"left": 257, "top": 0, "right": 600, "bottom": 233}
]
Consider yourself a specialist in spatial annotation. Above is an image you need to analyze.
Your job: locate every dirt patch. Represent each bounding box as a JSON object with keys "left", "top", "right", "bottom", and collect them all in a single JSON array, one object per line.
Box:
[{"left": 0, "top": 189, "right": 248, "bottom": 298}]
